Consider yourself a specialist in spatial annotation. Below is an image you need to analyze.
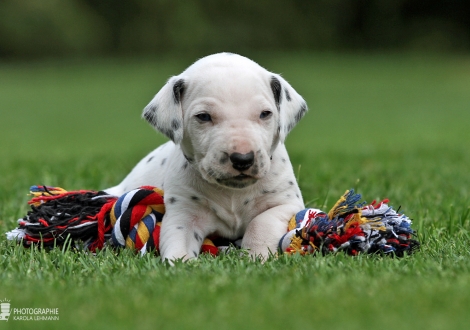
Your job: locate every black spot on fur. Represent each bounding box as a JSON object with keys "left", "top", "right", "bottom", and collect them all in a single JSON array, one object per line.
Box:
[
  {"left": 171, "top": 119, "right": 181, "bottom": 131},
  {"left": 183, "top": 162, "right": 189, "bottom": 169},
  {"left": 289, "top": 181, "right": 294, "bottom": 185},
  {"left": 281, "top": 158, "right": 286, "bottom": 163},
  {"left": 193, "top": 250, "right": 198, "bottom": 257},
  {"left": 244, "top": 200, "right": 249, "bottom": 205},
  {"left": 285, "top": 88, "right": 292, "bottom": 101},
  {"left": 191, "top": 196, "right": 199, "bottom": 201},
  {"left": 166, "top": 129, "right": 175, "bottom": 141},
  {"left": 177, "top": 226, "right": 184, "bottom": 230},
  {"left": 147, "top": 156, "right": 154, "bottom": 163},
  {"left": 143, "top": 107, "right": 157, "bottom": 126},
  {"left": 286, "top": 194, "right": 291, "bottom": 198},
  {"left": 184, "top": 154, "right": 194, "bottom": 163},
  {"left": 270, "top": 76, "right": 282, "bottom": 111},
  {"left": 296, "top": 193, "right": 300, "bottom": 199},
  {"left": 295, "top": 102, "right": 308, "bottom": 123},
  {"left": 194, "top": 232, "right": 203, "bottom": 243},
  {"left": 173, "top": 79, "right": 185, "bottom": 104},
  {"left": 262, "top": 189, "right": 269, "bottom": 194},
  {"left": 168, "top": 197, "right": 177, "bottom": 204},
  {"left": 287, "top": 122, "right": 295, "bottom": 132},
  {"left": 219, "top": 152, "right": 229, "bottom": 165},
  {"left": 251, "top": 165, "right": 259, "bottom": 175},
  {"left": 161, "top": 158, "right": 167, "bottom": 166}
]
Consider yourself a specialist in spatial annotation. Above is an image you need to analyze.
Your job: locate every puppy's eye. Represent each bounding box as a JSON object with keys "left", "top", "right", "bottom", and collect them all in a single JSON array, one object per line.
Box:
[
  {"left": 195, "top": 113, "right": 212, "bottom": 122},
  {"left": 260, "top": 110, "right": 272, "bottom": 119}
]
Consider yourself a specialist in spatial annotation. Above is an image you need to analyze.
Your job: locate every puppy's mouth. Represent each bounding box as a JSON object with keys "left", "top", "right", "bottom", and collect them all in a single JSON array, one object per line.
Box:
[
  {"left": 233, "top": 173, "right": 251, "bottom": 180},
  {"left": 216, "top": 173, "right": 257, "bottom": 189}
]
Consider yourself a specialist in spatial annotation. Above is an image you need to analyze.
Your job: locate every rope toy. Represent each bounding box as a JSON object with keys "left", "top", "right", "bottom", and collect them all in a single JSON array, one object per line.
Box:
[
  {"left": 6, "top": 185, "right": 220, "bottom": 255},
  {"left": 6, "top": 186, "right": 419, "bottom": 257},
  {"left": 109, "top": 186, "right": 164, "bottom": 253},
  {"left": 280, "top": 190, "right": 419, "bottom": 256}
]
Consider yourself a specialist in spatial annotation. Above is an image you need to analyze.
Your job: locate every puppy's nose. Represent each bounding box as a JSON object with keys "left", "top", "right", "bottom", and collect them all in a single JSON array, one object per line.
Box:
[{"left": 230, "top": 151, "right": 254, "bottom": 171}]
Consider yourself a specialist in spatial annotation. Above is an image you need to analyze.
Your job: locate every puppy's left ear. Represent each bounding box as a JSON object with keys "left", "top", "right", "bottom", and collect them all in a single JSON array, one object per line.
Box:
[
  {"left": 270, "top": 74, "right": 308, "bottom": 142},
  {"left": 142, "top": 76, "right": 186, "bottom": 144}
]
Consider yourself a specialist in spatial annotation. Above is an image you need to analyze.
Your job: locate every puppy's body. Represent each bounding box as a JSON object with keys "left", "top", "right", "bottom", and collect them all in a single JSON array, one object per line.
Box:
[{"left": 106, "top": 53, "right": 307, "bottom": 261}]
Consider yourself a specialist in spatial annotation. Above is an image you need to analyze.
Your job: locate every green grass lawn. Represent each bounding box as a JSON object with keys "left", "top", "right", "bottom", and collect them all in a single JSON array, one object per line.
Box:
[{"left": 0, "top": 52, "right": 469, "bottom": 329}]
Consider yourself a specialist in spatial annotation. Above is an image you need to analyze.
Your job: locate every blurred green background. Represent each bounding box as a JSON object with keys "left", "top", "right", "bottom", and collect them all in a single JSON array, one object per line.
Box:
[
  {"left": 0, "top": 0, "right": 469, "bottom": 189},
  {"left": 1, "top": 0, "right": 469, "bottom": 60}
]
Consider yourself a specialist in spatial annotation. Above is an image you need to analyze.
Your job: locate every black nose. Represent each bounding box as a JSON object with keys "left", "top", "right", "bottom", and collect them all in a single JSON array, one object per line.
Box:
[{"left": 229, "top": 151, "right": 254, "bottom": 171}]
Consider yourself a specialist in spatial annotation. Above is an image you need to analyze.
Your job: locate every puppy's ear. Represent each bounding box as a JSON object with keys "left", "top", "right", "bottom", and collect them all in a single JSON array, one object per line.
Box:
[
  {"left": 142, "top": 76, "right": 186, "bottom": 144},
  {"left": 270, "top": 74, "right": 308, "bottom": 142}
]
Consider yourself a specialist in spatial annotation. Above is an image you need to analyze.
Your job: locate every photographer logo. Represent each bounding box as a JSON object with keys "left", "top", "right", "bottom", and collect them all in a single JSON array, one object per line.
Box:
[
  {"left": 0, "top": 298, "right": 59, "bottom": 322},
  {"left": 0, "top": 299, "right": 10, "bottom": 321}
]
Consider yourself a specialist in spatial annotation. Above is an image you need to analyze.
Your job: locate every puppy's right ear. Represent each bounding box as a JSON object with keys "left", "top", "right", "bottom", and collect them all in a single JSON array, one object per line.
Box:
[{"left": 142, "top": 76, "right": 186, "bottom": 144}]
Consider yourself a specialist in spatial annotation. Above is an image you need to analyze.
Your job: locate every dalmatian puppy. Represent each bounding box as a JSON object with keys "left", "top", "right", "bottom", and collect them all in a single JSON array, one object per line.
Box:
[{"left": 106, "top": 53, "right": 308, "bottom": 261}]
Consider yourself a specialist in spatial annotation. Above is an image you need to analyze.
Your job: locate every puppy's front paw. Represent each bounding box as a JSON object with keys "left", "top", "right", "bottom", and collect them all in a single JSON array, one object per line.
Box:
[
  {"left": 159, "top": 224, "right": 205, "bottom": 264},
  {"left": 160, "top": 246, "right": 199, "bottom": 263},
  {"left": 243, "top": 244, "right": 277, "bottom": 262}
]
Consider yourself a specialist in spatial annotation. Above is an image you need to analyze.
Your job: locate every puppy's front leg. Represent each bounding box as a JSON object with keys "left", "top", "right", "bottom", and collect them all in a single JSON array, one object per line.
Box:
[
  {"left": 241, "top": 204, "right": 300, "bottom": 260},
  {"left": 159, "top": 211, "right": 208, "bottom": 262}
]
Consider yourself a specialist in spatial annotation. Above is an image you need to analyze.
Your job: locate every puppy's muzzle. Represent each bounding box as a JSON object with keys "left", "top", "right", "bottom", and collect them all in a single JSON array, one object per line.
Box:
[{"left": 230, "top": 151, "right": 254, "bottom": 171}]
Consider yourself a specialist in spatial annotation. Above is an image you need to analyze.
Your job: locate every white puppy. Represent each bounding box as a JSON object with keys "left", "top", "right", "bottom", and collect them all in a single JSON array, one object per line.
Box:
[{"left": 106, "top": 53, "right": 307, "bottom": 261}]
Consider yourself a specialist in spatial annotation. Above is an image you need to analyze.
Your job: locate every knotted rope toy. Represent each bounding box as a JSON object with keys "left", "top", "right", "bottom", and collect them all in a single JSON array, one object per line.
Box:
[
  {"left": 6, "top": 185, "right": 219, "bottom": 255},
  {"left": 279, "top": 190, "right": 419, "bottom": 257},
  {"left": 6, "top": 186, "right": 419, "bottom": 257}
]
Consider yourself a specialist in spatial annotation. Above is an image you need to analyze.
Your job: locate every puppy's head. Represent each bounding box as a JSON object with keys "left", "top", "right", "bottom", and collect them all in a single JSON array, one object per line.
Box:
[{"left": 143, "top": 53, "right": 307, "bottom": 189}]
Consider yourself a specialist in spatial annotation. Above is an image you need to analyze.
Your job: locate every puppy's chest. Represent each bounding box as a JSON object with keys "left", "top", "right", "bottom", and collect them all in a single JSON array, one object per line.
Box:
[
  {"left": 212, "top": 194, "right": 264, "bottom": 219},
  {"left": 203, "top": 189, "right": 279, "bottom": 238}
]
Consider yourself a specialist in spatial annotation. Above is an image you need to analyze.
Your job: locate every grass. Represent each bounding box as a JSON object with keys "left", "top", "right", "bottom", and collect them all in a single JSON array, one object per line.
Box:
[{"left": 1, "top": 52, "right": 470, "bottom": 329}]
